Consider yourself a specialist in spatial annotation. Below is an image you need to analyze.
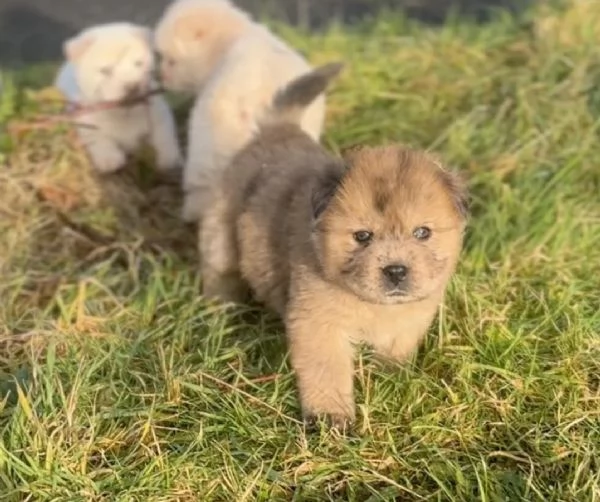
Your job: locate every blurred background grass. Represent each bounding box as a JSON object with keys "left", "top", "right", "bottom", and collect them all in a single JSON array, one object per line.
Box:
[{"left": 0, "top": 0, "right": 534, "bottom": 69}]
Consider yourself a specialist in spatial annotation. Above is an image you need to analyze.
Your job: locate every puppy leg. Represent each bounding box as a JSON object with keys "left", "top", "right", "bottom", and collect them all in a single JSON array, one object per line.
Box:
[
  {"left": 77, "top": 127, "right": 126, "bottom": 173},
  {"left": 148, "top": 96, "right": 182, "bottom": 171},
  {"left": 182, "top": 86, "right": 255, "bottom": 222},
  {"left": 287, "top": 303, "right": 356, "bottom": 430},
  {"left": 183, "top": 179, "right": 213, "bottom": 224},
  {"left": 182, "top": 96, "right": 214, "bottom": 222},
  {"left": 182, "top": 129, "right": 215, "bottom": 222},
  {"left": 199, "top": 198, "right": 246, "bottom": 304},
  {"left": 183, "top": 149, "right": 236, "bottom": 223}
]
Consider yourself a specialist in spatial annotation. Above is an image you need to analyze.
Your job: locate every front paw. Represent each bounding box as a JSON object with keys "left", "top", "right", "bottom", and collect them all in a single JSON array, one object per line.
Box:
[
  {"left": 304, "top": 412, "right": 355, "bottom": 433},
  {"left": 201, "top": 271, "right": 248, "bottom": 306},
  {"left": 156, "top": 149, "right": 182, "bottom": 172},
  {"left": 89, "top": 147, "right": 126, "bottom": 174},
  {"left": 301, "top": 397, "right": 356, "bottom": 433},
  {"left": 182, "top": 191, "right": 204, "bottom": 222}
]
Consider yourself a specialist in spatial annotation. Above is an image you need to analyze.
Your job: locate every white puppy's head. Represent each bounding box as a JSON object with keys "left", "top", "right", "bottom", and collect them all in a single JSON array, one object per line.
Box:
[
  {"left": 154, "top": 0, "right": 252, "bottom": 93},
  {"left": 64, "top": 22, "right": 155, "bottom": 103}
]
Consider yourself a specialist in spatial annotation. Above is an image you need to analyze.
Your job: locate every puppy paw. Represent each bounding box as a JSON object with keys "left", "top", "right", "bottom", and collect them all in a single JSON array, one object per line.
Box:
[
  {"left": 202, "top": 279, "right": 247, "bottom": 306},
  {"left": 304, "top": 413, "right": 355, "bottom": 434},
  {"left": 88, "top": 146, "right": 126, "bottom": 174},
  {"left": 155, "top": 149, "right": 182, "bottom": 172},
  {"left": 181, "top": 192, "right": 203, "bottom": 222},
  {"left": 301, "top": 397, "right": 356, "bottom": 433}
]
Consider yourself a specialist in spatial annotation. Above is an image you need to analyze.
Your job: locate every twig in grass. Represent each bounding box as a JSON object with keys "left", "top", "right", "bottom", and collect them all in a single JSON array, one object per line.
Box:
[
  {"left": 8, "top": 120, "right": 98, "bottom": 133},
  {"left": 231, "top": 373, "right": 282, "bottom": 389},
  {"left": 31, "top": 182, "right": 116, "bottom": 246},
  {"left": 28, "top": 182, "right": 148, "bottom": 269},
  {"left": 226, "top": 362, "right": 281, "bottom": 388},
  {"left": 246, "top": 374, "right": 281, "bottom": 385},
  {"left": 196, "top": 370, "right": 302, "bottom": 425}
]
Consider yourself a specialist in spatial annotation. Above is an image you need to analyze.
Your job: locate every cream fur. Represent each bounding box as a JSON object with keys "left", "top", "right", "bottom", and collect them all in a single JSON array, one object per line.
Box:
[
  {"left": 55, "top": 22, "right": 182, "bottom": 173},
  {"left": 154, "top": 0, "right": 326, "bottom": 222}
]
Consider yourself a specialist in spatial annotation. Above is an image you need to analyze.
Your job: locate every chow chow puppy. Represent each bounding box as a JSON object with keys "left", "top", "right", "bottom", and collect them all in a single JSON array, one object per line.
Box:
[
  {"left": 200, "top": 62, "right": 469, "bottom": 431},
  {"left": 154, "top": 0, "right": 326, "bottom": 222},
  {"left": 55, "top": 22, "right": 182, "bottom": 173}
]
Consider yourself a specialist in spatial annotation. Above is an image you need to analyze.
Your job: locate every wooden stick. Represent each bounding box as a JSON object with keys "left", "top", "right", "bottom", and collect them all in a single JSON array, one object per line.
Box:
[{"left": 7, "top": 88, "right": 166, "bottom": 133}]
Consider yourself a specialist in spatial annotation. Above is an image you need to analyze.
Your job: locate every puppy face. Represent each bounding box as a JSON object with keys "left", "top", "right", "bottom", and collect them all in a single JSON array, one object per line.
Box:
[
  {"left": 154, "top": 0, "right": 251, "bottom": 93},
  {"left": 64, "top": 23, "right": 155, "bottom": 103},
  {"left": 313, "top": 146, "right": 468, "bottom": 305}
]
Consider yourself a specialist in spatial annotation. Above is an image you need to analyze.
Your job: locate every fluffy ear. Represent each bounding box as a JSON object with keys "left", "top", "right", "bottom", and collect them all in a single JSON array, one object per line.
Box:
[
  {"left": 133, "top": 26, "right": 152, "bottom": 45},
  {"left": 439, "top": 168, "right": 470, "bottom": 220},
  {"left": 340, "top": 144, "right": 364, "bottom": 163},
  {"left": 63, "top": 34, "right": 94, "bottom": 61},
  {"left": 173, "top": 13, "right": 207, "bottom": 41},
  {"left": 311, "top": 167, "right": 343, "bottom": 221}
]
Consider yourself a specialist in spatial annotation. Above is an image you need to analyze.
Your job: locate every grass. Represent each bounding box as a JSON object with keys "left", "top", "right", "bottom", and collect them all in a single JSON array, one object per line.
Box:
[{"left": 1, "top": 1, "right": 599, "bottom": 500}]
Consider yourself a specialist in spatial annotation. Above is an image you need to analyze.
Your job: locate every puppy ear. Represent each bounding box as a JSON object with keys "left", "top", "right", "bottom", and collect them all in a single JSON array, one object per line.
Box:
[
  {"left": 174, "top": 13, "right": 207, "bottom": 41},
  {"left": 63, "top": 34, "right": 94, "bottom": 61},
  {"left": 133, "top": 26, "right": 152, "bottom": 45},
  {"left": 311, "top": 168, "right": 343, "bottom": 221},
  {"left": 340, "top": 144, "right": 364, "bottom": 164},
  {"left": 440, "top": 169, "right": 470, "bottom": 220}
]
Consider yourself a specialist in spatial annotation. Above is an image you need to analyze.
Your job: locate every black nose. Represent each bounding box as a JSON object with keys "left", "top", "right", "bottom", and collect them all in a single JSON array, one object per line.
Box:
[{"left": 382, "top": 264, "right": 408, "bottom": 286}]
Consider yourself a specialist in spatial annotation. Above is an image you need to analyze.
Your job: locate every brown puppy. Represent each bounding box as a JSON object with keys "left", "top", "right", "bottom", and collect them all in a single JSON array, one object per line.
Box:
[{"left": 200, "top": 63, "right": 469, "bottom": 430}]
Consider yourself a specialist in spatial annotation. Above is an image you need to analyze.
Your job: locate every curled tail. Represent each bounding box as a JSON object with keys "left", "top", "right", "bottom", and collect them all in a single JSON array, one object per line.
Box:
[{"left": 262, "top": 62, "right": 344, "bottom": 128}]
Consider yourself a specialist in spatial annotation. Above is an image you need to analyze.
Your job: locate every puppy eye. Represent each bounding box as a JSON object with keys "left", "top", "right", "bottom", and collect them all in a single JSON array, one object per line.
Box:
[
  {"left": 413, "top": 226, "right": 431, "bottom": 240},
  {"left": 99, "top": 67, "right": 112, "bottom": 76},
  {"left": 353, "top": 230, "right": 373, "bottom": 244}
]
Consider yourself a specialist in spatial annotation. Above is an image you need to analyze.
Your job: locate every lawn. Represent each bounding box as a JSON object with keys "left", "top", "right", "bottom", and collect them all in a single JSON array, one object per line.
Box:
[{"left": 1, "top": 1, "right": 599, "bottom": 500}]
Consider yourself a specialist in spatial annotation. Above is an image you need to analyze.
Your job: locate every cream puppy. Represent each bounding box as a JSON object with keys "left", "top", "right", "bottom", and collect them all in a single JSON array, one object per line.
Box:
[
  {"left": 55, "top": 22, "right": 182, "bottom": 173},
  {"left": 154, "top": 0, "right": 327, "bottom": 222}
]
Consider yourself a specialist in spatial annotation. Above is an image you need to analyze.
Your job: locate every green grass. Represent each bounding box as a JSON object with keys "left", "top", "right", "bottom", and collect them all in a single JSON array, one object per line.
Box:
[{"left": 1, "top": 2, "right": 600, "bottom": 500}]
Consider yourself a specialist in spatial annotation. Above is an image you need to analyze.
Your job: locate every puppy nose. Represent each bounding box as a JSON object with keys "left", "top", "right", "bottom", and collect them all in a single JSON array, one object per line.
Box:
[{"left": 383, "top": 264, "right": 408, "bottom": 285}]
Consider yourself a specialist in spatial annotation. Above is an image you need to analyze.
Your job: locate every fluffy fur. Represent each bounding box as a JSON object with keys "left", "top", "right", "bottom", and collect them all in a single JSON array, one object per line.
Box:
[
  {"left": 55, "top": 22, "right": 181, "bottom": 173},
  {"left": 154, "top": 0, "right": 326, "bottom": 222},
  {"left": 200, "top": 63, "right": 469, "bottom": 430}
]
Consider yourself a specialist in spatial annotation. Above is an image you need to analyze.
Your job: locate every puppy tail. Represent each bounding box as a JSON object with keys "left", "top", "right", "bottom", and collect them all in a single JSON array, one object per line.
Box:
[{"left": 262, "top": 62, "right": 344, "bottom": 127}]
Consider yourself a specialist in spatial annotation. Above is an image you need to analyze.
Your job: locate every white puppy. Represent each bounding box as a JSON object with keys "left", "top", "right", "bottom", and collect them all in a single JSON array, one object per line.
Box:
[
  {"left": 55, "top": 22, "right": 182, "bottom": 174},
  {"left": 154, "top": 0, "right": 327, "bottom": 222}
]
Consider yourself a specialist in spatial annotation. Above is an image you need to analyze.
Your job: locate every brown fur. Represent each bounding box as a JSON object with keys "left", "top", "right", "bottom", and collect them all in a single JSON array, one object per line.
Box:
[{"left": 200, "top": 64, "right": 469, "bottom": 430}]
